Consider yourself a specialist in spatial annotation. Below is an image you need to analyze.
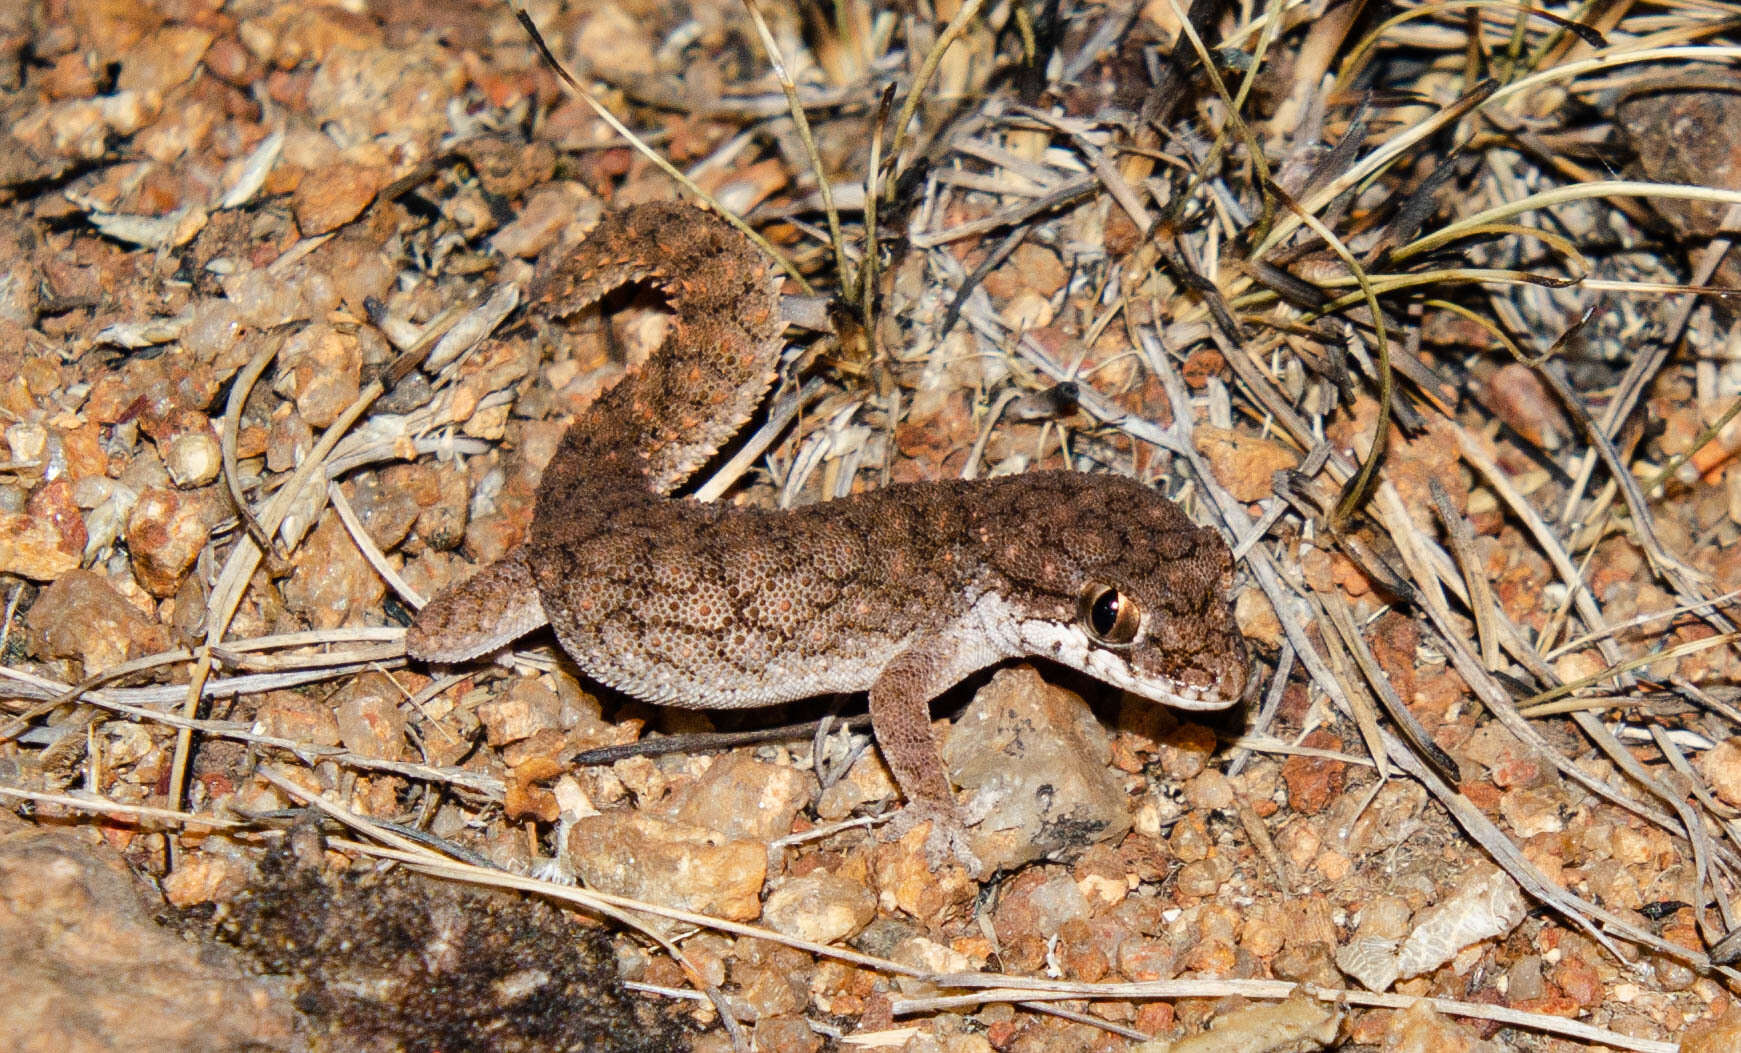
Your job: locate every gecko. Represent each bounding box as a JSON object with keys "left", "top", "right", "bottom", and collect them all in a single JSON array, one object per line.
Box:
[{"left": 406, "top": 202, "right": 1250, "bottom": 872}]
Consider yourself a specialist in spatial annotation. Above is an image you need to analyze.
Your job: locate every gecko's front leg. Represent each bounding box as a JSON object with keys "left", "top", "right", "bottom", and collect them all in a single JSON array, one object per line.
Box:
[{"left": 869, "top": 630, "right": 1005, "bottom": 875}]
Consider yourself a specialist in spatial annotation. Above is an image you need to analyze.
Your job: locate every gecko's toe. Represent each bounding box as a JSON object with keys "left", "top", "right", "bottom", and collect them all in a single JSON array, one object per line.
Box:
[{"left": 882, "top": 801, "right": 984, "bottom": 878}]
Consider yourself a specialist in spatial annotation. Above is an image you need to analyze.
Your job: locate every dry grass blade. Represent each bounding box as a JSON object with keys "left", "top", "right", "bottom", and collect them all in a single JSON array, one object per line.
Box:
[
  {"left": 1315, "top": 592, "right": 1394, "bottom": 781},
  {"left": 1324, "top": 590, "right": 1461, "bottom": 783},
  {"left": 1518, "top": 632, "right": 1741, "bottom": 716},
  {"left": 881, "top": 0, "right": 990, "bottom": 193},
  {"left": 900, "top": 976, "right": 1678, "bottom": 1052},
  {"left": 220, "top": 327, "right": 293, "bottom": 556},
  {"left": 1428, "top": 477, "right": 1501, "bottom": 668},
  {"left": 1400, "top": 180, "right": 1741, "bottom": 260},
  {"left": 859, "top": 83, "right": 895, "bottom": 339},
  {"left": 740, "top": 0, "right": 851, "bottom": 300}
]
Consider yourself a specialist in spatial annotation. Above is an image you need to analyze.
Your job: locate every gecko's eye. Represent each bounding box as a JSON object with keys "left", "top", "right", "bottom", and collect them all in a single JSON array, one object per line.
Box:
[{"left": 1079, "top": 582, "right": 1142, "bottom": 647}]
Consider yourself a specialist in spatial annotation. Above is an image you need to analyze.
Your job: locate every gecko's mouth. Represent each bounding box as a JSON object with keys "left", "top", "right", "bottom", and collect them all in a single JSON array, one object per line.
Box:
[
  {"left": 1148, "top": 679, "right": 1242, "bottom": 712},
  {"left": 1025, "top": 613, "right": 1248, "bottom": 712},
  {"left": 1083, "top": 648, "right": 1243, "bottom": 711}
]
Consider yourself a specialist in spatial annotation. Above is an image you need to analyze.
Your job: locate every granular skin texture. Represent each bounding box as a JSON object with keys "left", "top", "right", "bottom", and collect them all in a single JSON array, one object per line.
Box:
[{"left": 408, "top": 203, "right": 1249, "bottom": 869}]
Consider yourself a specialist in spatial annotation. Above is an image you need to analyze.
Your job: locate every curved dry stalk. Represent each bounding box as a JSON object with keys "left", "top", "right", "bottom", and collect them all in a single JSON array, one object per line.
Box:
[
  {"left": 882, "top": 0, "right": 989, "bottom": 192},
  {"left": 740, "top": 0, "right": 851, "bottom": 300},
  {"left": 511, "top": 5, "right": 812, "bottom": 294}
]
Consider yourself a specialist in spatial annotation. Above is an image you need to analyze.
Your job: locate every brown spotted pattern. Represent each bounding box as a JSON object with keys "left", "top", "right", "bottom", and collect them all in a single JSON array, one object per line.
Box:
[{"left": 408, "top": 203, "right": 1249, "bottom": 870}]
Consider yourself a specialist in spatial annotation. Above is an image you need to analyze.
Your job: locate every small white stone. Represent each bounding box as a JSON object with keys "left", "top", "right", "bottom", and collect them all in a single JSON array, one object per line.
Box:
[{"left": 164, "top": 430, "right": 221, "bottom": 488}]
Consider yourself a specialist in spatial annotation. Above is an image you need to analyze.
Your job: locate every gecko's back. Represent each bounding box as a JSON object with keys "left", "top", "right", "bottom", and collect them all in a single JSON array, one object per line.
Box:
[{"left": 532, "top": 465, "right": 1244, "bottom": 714}]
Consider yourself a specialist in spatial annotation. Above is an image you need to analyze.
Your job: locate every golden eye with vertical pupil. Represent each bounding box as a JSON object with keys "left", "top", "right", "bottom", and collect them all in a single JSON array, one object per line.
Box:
[{"left": 1079, "top": 582, "right": 1142, "bottom": 646}]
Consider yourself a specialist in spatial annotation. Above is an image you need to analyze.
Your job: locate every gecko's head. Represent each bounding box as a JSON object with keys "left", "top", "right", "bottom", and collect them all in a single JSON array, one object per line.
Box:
[{"left": 982, "top": 472, "right": 1250, "bottom": 711}]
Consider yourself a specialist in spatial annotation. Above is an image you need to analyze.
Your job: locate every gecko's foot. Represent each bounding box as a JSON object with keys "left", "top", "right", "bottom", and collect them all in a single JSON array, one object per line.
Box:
[
  {"left": 528, "top": 856, "right": 576, "bottom": 885},
  {"left": 882, "top": 800, "right": 984, "bottom": 877}
]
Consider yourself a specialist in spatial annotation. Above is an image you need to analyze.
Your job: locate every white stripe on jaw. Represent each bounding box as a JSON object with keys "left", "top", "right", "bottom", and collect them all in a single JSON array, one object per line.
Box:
[{"left": 964, "top": 591, "right": 1234, "bottom": 710}]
